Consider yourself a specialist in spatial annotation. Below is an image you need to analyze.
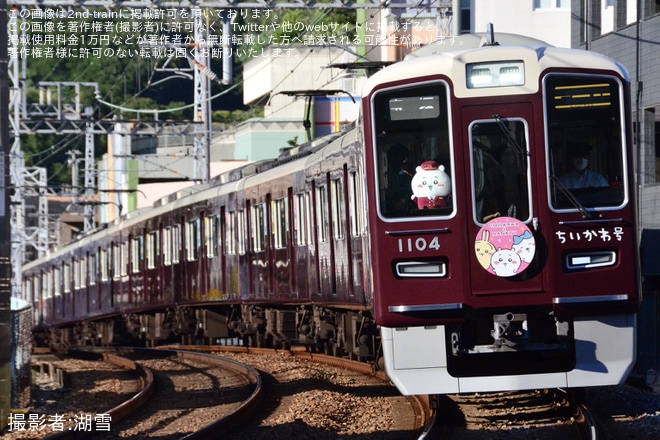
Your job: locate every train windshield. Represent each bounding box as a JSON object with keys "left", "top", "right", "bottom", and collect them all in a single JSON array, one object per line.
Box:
[
  {"left": 471, "top": 119, "right": 532, "bottom": 224},
  {"left": 546, "top": 75, "right": 626, "bottom": 210},
  {"left": 372, "top": 82, "right": 453, "bottom": 219}
]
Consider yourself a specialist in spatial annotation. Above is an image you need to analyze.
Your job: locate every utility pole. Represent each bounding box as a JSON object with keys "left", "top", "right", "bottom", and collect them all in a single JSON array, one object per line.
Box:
[{"left": 0, "top": 0, "right": 12, "bottom": 428}]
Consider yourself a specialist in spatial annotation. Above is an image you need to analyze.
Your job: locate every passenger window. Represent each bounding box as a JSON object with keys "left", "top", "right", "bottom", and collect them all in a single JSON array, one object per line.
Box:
[
  {"left": 330, "top": 178, "right": 345, "bottom": 240},
  {"left": 316, "top": 186, "right": 329, "bottom": 242},
  {"left": 131, "top": 236, "right": 143, "bottom": 273},
  {"left": 226, "top": 212, "right": 237, "bottom": 255},
  {"left": 205, "top": 216, "right": 218, "bottom": 258},
  {"left": 186, "top": 220, "right": 200, "bottom": 261},
  {"left": 250, "top": 204, "right": 267, "bottom": 252},
  {"left": 272, "top": 198, "right": 289, "bottom": 249}
]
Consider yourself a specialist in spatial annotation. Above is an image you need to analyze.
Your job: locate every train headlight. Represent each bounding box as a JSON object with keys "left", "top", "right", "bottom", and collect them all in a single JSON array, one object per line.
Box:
[
  {"left": 466, "top": 61, "right": 525, "bottom": 89},
  {"left": 395, "top": 260, "right": 447, "bottom": 278},
  {"left": 565, "top": 251, "right": 616, "bottom": 270}
]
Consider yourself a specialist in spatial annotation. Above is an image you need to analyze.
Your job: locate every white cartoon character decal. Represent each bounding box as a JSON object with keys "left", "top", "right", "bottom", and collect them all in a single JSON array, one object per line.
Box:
[
  {"left": 410, "top": 160, "right": 451, "bottom": 209},
  {"left": 512, "top": 230, "right": 536, "bottom": 263},
  {"left": 474, "top": 217, "right": 536, "bottom": 277},
  {"left": 490, "top": 248, "right": 522, "bottom": 277}
]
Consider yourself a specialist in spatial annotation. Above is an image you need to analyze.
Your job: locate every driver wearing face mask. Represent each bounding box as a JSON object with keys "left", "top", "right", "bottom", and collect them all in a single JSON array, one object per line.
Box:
[{"left": 558, "top": 144, "right": 609, "bottom": 189}]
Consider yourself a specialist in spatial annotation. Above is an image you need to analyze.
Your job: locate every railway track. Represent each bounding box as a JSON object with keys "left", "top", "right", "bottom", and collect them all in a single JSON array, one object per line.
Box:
[
  {"left": 13, "top": 346, "right": 609, "bottom": 439},
  {"left": 9, "top": 346, "right": 429, "bottom": 439},
  {"left": 84, "top": 348, "right": 261, "bottom": 439},
  {"left": 168, "top": 345, "right": 431, "bottom": 439},
  {"left": 427, "top": 388, "right": 601, "bottom": 440}
]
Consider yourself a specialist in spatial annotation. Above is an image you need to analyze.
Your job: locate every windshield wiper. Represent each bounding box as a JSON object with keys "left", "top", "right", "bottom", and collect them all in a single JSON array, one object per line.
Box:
[
  {"left": 493, "top": 114, "right": 528, "bottom": 157},
  {"left": 551, "top": 175, "right": 600, "bottom": 220}
]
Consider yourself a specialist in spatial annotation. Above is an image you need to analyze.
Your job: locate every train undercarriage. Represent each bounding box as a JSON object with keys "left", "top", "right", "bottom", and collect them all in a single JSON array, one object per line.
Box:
[{"left": 39, "top": 305, "right": 380, "bottom": 364}]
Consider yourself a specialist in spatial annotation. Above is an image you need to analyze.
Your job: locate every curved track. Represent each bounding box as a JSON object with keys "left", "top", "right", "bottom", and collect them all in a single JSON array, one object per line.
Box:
[
  {"left": 164, "top": 345, "right": 431, "bottom": 438},
  {"left": 37, "top": 348, "right": 261, "bottom": 439}
]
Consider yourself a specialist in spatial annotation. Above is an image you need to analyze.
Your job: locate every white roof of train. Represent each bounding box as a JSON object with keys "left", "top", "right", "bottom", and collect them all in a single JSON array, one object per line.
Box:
[{"left": 362, "top": 32, "right": 629, "bottom": 99}]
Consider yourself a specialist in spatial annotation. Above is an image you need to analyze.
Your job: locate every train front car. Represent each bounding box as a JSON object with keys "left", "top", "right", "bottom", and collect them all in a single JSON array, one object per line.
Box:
[{"left": 363, "top": 34, "right": 640, "bottom": 395}]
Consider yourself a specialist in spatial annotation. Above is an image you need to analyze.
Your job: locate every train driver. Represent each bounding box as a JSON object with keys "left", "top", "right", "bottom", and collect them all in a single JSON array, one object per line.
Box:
[{"left": 558, "top": 143, "right": 609, "bottom": 189}]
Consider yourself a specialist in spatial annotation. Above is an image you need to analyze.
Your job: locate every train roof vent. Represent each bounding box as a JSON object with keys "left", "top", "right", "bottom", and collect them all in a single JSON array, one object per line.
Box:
[
  {"left": 240, "top": 159, "right": 276, "bottom": 177},
  {"left": 275, "top": 132, "right": 344, "bottom": 164},
  {"left": 175, "top": 186, "right": 203, "bottom": 200},
  {"left": 153, "top": 195, "right": 171, "bottom": 207}
]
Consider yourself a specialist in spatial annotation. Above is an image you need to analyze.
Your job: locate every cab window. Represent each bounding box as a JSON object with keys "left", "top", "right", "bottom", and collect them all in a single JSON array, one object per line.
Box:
[
  {"left": 546, "top": 75, "right": 626, "bottom": 210},
  {"left": 372, "top": 82, "right": 453, "bottom": 219}
]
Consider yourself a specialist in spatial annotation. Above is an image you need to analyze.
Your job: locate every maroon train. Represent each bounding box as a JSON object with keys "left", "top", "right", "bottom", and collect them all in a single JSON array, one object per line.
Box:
[{"left": 22, "top": 33, "right": 640, "bottom": 395}]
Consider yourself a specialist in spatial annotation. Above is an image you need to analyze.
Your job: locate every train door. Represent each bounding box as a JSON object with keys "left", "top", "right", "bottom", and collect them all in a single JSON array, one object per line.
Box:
[
  {"left": 330, "top": 170, "right": 352, "bottom": 302},
  {"left": 248, "top": 198, "right": 270, "bottom": 299},
  {"left": 462, "top": 103, "right": 544, "bottom": 295},
  {"left": 271, "top": 191, "right": 294, "bottom": 299},
  {"left": 314, "top": 178, "right": 335, "bottom": 297}
]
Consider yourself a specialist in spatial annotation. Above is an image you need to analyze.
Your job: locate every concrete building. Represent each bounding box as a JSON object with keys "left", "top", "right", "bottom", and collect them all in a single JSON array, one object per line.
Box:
[{"left": 570, "top": 0, "right": 660, "bottom": 378}]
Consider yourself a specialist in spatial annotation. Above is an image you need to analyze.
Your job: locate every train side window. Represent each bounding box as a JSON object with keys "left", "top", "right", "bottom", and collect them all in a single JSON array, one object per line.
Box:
[
  {"left": 80, "top": 255, "right": 87, "bottom": 288},
  {"left": 237, "top": 209, "right": 247, "bottom": 255},
  {"left": 348, "top": 171, "right": 364, "bottom": 237},
  {"left": 89, "top": 253, "right": 96, "bottom": 286},
  {"left": 272, "top": 198, "right": 289, "bottom": 249},
  {"left": 226, "top": 212, "right": 237, "bottom": 255},
  {"left": 294, "top": 194, "right": 307, "bottom": 246},
  {"left": 372, "top": 82, "right": 454, "bottom": 219},
  {"left": 45, "top": 270, "right": 52, "bottom": 300},
  {"left": 146, "top": 231, "right": 159, "bottom": 269},
  {"left": 63, "top": 264, "right": 71, "bottom": 294},
  {"left": 330, "top": 178, "right": 345, "bottom": 240},
  {"left": 121, "top": 242, "right": 129, "bottom": 276},
  {"left": 73, "top": 259, "right": 80, "bottom": 290},
  {"left": 545, "top": 75, "right": 626, "bottom": 209},
  {"left": 205, "top": 215, "right": 218, "bottom": 258},
  {"left": 54, "top": 267, "right": 61, "bottom": 297},
  {"left": 316, "top": 186, "right": 329, "bottom": 243},
  {"left": 250, "top": 204, "right": 267, "bottom": 252},
  {"left": 471, "top": 119, "right": 531, "bottom": 224},
  {"left": 172, "top": 225, "right": 181, "bottom": 264},
  {"left": 100, "top": 249, "right": 109, "bottom": 281},
  {"left": 163, "top": 227, "right": 172, "bottom": 266},
  {"left": 112, "top": 244, "right": 120, "bottom": 280},
  {"left": 131, "top": 236, "right": 144, "bottom": 273},
  {"left": 186, "top": 219, "right": 200, "bottom": 261}
]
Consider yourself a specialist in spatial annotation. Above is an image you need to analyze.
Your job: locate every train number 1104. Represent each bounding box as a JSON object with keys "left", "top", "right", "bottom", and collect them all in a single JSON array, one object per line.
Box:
[{"left": 397, "top": 236, "right": 441, "bottom": 253}]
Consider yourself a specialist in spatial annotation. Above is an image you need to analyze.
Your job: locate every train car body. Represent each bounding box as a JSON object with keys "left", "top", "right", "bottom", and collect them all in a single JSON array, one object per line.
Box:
[
  {"left": 365, "top": 34, "right": 639, "bottom": 394},
  {"left": 21, "top": 32, "right": 639, "bottom": 396}
]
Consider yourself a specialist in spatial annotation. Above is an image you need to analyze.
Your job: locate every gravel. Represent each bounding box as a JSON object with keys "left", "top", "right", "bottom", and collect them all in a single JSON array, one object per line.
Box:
[{"left": 2, "top": 352, "right": 658, "bottom": 440}]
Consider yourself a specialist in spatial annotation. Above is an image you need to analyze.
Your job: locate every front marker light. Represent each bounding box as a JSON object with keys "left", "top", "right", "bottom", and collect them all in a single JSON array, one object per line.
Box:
[{"left": 395, "top": 260, "right": 447, "bottom": 278}]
